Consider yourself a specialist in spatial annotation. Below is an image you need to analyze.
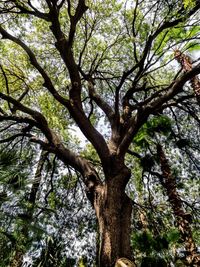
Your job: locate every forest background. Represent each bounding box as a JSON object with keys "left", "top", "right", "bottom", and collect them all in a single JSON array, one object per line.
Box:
[{"left": 0, "top": 0, "right": 200, "bottom": 266}]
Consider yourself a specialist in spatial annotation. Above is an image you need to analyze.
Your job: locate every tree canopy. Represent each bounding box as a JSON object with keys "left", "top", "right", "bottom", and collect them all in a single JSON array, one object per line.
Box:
[{"left": 0, "top": 1, "right": 200, "bottom": 267}]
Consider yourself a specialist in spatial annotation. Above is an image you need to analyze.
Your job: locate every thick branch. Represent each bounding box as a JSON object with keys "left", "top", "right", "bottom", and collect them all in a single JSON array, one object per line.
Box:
[
  {"left": 117, "top": 110, "right": 149, "bottom": 157},
  {"left": 46, "top": 4, "right": 111, "bottom": 168},
  {"left": 66, "top": 103, "right": 111, "bottom": 169},
  {"left": 31, "top": 137, "right": 103, "bottom": 203},
  {"left": 87, "top": 80, "right": 115, "bottom": 125},
  {"left": 48, "top": 1, "right": 85, "bottom": 102}
]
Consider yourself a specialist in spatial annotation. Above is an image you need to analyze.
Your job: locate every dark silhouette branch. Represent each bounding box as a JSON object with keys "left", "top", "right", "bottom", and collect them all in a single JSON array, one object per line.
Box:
[
  {"left": 0, "top": 92, "right": 55, "bottom": 143},
  {"left": 0, "top": 26, "right": 70, "bottom": 108},
  {"left": 117, "top": 62, "right": 200, "bottom": 157},
  {"left": 0, "top": 0, "right": 49, "bottom": 20}
]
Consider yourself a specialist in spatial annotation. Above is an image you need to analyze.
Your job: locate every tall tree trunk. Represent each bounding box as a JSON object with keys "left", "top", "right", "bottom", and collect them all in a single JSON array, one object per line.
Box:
[
  {"left": 157, "top": 144, "right": 200, "bottom": 266},
  {"left": 93, "top": 166, "right": 136, "bottom": 267}
]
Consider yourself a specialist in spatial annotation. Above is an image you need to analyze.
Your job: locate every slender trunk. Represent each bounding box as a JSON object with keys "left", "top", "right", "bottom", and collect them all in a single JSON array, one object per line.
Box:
[
  {"left": 9, "top": 150, "right": 48, "bottom": 267},
  {"left": 157, "top": 144, "right": 200, "bottom": 266},
  {"left": 93, "top": 166, "right": 136, "bottom": 267}
]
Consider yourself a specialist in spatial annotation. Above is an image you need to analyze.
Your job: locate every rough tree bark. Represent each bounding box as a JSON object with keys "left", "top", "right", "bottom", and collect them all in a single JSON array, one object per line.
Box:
[
  {"left": 57, "top": 142, "right": 136, "bottom": 267},
  {"left": 174, "top": 49, "right": 200, "bottom": 105},
  {"left": 157, "top": 144, "right": 200, "bottom": 266},
  {"left": 94, "top": 167, "right": 133, "bottom": 267}
]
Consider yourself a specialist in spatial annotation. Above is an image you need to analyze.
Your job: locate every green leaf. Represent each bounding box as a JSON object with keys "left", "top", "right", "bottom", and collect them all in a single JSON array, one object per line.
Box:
[
  {"left": 146, "top": 115, "right": 172, "bottom": 136},
  {"left": 183, "top": 0, "right": 196, "bottom": 9}
]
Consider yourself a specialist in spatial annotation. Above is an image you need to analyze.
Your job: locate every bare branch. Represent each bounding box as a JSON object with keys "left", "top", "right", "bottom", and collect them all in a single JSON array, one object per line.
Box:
[
  {"left": 0, "top": 92, "right": 55, "bottom": 143},
  {"left": 117, "top": 62, "right": 200, "bottom": 157},
  {"left": 0, "top": 0, "right": 49, "bottom": 20},
  {"left": 116, "top": 2, "right": 200, "bottom": 97},
  {"left": 87, "top": 80, "right": 115, "bottom": 125},
  {"left": 148, "top": 62, "right": 200, "bottom": 109},
  {"left": 0, "top": 63, "right": 12, "bottom": 111},
  {"left": 0, "top": 25, "right": 70, "bottom": 108}
]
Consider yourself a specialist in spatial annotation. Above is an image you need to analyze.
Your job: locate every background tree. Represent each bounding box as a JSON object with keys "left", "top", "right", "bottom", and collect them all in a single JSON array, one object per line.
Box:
[{"left": 0, "top": 0, "right": 200, "bottom": 266}]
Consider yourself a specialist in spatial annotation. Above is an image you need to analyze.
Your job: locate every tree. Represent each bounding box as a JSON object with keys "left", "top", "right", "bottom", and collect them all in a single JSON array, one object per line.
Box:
[{"left": 0, "top": 0, "right": 200, "bottom": 266}]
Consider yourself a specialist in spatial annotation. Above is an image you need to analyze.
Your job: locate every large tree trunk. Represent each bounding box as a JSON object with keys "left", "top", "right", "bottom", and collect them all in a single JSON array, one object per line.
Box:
[{"left": 93, "top": 166, "right": 135, "bottom": 267}]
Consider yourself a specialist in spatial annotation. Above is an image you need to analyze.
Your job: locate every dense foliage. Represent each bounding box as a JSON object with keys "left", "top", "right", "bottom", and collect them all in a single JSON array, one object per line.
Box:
[{"left": 0, "top": 0, "right": 200, "bottom": 266}]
